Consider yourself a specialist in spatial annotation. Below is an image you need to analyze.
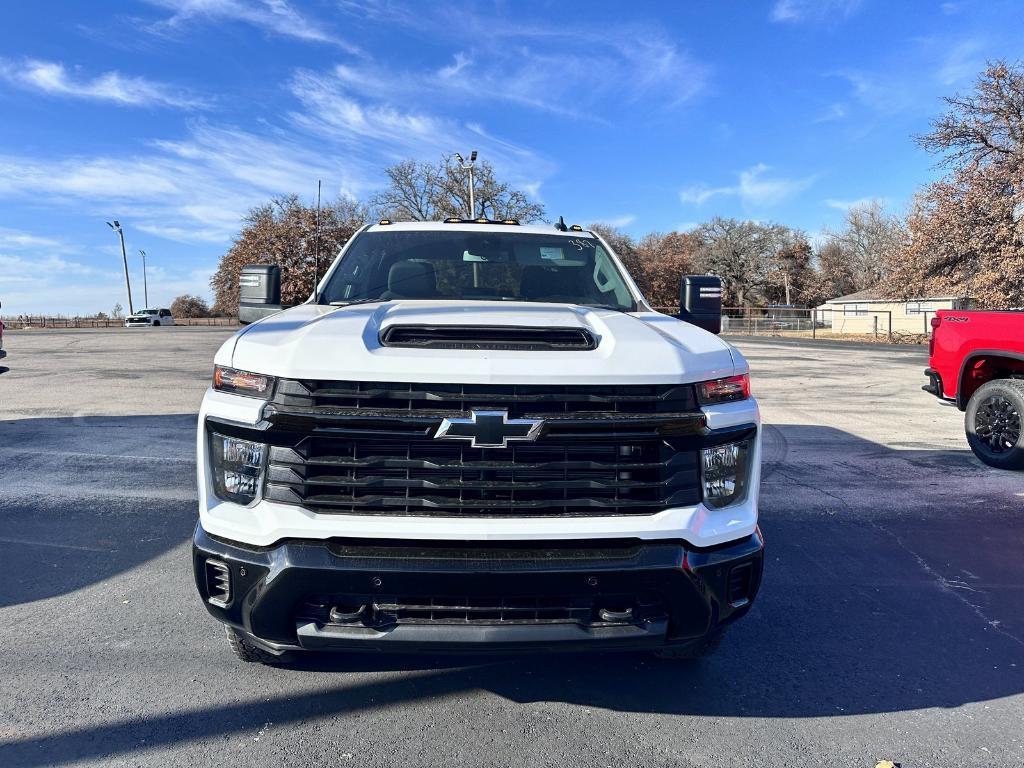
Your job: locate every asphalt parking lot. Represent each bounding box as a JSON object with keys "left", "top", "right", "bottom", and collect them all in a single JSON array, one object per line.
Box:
[{"left": 1, "top": 327, "right": 1022, "bottom": 767}]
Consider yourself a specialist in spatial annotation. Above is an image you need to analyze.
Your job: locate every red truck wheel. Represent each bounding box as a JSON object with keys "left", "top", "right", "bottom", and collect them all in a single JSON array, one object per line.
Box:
[{"left": 965, "top": 379, "right": 1024, "bottom": 470}]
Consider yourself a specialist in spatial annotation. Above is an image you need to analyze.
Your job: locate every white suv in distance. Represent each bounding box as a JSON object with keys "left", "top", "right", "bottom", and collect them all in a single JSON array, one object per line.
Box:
[{"left": 125, "top": 308, "right": 175, "bottom": 327}]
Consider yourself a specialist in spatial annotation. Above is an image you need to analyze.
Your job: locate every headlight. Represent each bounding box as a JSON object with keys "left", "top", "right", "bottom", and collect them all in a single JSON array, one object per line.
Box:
[
  {"left": 701, "top": 440, "right": 751, "bottom": 509},
  {"left": 697, "top": 374, "right": 750, "bottom": 405},
  {"left": 210, "top": 433, "right": 267, "bottom": 504},
  {"left": 213, "top": 365, "right": 275, "bottom": 399}
]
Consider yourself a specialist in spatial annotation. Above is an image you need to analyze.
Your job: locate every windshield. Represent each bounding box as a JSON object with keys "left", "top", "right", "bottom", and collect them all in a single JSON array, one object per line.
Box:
[
  {"left": 319, "top": 230, "right": 637, "bottom": 310},
  {"left": 138, "top": 309, "right": 158, "bottom": 315}
]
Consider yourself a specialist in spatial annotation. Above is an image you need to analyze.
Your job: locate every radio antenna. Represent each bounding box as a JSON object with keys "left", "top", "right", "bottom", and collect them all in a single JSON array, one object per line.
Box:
[{"left": 313, "top": 179, "right": 322, "bottom": 303}]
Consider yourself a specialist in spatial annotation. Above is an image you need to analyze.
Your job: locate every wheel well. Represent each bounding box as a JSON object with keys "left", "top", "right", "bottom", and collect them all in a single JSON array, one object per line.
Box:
[{"left": 958, "top": 354, "right": 1024, "bottom": 409}]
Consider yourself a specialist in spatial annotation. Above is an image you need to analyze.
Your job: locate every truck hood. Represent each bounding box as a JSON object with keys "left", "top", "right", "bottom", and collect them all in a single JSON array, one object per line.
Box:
[{"left": 224, "top": 301, "right": 740, "bottom": 385}]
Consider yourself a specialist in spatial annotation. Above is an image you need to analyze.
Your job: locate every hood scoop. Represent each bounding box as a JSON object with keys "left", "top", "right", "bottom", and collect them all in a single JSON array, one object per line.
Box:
[{"left": 379, "top": 324, "right": 599, "bottom": 351}]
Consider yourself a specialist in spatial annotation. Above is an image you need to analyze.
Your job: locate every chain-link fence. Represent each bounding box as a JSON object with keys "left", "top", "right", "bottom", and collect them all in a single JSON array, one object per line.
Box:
[{"left": 652, "top": 306, "right": 933, "bottom": 343}]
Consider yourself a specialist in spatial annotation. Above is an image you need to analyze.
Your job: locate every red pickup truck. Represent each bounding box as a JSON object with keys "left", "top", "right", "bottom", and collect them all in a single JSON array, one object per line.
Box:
[{"left": 925, "top": 310, "right": 1024, "bottom": 469}]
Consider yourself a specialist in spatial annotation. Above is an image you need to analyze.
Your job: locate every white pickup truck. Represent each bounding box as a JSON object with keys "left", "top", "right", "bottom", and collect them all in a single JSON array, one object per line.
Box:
[
  {"left": 193, "top": 219, "right": 763, "bottom": 663},
  {"left": 124, "top": 308, "right": 175, "bottom": 327}
]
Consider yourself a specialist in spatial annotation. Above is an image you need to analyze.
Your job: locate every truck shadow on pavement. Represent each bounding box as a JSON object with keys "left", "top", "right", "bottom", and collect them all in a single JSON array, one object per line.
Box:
[
  {"left": 0, "top": 418, "right": 1022, "bottom": 765},
  {"left": 0, "top": 414, "right": 198, "bottom": 609}
]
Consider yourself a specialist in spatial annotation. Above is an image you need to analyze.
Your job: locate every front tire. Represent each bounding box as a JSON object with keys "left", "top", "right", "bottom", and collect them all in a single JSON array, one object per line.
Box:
[
  {"left": 965, "top": 379, "right": 1024, "bottom": 470},
  {"left": 224, "top": 625, "right": 292, "bottom": 665},
  {"left": 152, "top": 321, "right": 160, "bottom": 327}
]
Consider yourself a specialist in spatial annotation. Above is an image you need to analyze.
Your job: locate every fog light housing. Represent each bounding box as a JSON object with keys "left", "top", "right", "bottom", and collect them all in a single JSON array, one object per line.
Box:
[
  {"left": 210, "top": 433, "right": 267, "bottom": 504},
  {"left": 701, "top": 440, "right": 751, "bottom": 509}
]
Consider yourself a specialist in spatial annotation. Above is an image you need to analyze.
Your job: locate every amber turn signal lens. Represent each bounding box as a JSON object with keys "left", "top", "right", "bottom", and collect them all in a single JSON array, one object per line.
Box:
[{"left": 213, "top": 366, "right": 275, "bottom": 398}]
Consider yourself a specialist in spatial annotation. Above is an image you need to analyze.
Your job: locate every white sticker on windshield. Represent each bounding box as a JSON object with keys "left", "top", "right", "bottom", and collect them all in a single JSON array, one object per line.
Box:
[{"left": 540, "top": 247, "right": 564, "bottom": 260}]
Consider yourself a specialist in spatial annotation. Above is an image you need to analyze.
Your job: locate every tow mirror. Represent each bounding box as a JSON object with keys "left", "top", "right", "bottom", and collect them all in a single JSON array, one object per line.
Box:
[
  {"left": 238, "top": 264, "right": 282, "bottom": 325},
  {"left": 678, "top": 275, "right": 722, "bottom": 335}
]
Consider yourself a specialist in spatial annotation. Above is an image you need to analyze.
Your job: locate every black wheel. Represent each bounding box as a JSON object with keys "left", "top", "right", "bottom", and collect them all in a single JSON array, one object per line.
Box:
[
  {"left": 224, "top": 625, "right": 292, "bottom": 665},
  {"left": 965, "top": 379, "right": 1024, "bottom": 470},
  {"left": 152, "top": 321, "right": 160, "bottom": 327},
  {"left": 653, "top": 629, "right": 725, "bottom": 660}
]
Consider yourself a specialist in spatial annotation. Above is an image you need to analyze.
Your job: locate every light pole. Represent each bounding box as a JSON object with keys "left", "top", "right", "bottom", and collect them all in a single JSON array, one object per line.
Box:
[
  {"left": 139, "top": 250, "right": 149, "bottom": 308},
  {"left": 454, "top": 150, "right": 478, "bottom": 218},
  {"left": 106, "top": 220, "right": 134, "bottom": 315}
]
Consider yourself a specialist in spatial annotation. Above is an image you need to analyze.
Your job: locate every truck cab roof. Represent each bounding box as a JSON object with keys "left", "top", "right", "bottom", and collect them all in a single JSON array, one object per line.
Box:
[{"left": 364, "top": 220, "right": 595, "bottom": 237}]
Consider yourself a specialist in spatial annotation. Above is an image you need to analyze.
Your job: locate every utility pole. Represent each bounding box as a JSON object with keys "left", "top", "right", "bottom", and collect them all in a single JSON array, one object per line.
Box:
[
  {"left": 107, "top": 221, "right": 134, "bottom": 315},
  {"left": 139, "top": 250, "right": 149, "bottom": 308},
  {"left": 454, "top": 150, "right": 478, "bottom": 218}
]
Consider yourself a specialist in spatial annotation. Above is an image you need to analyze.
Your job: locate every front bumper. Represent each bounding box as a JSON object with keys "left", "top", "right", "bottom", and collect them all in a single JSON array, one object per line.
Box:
[{"left": 193, "top": 525, "right": 764, "bottom": 654}]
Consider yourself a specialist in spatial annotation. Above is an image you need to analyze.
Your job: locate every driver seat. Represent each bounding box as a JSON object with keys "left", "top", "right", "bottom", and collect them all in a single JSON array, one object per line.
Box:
[{"left": 381, "top": 260, "right": 440, "bottom": 300}]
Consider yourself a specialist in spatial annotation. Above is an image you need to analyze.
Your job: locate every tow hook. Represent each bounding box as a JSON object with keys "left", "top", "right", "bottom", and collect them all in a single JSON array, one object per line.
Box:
[{"left": 329, "top": 605, "right": 371, "bottom": 624}]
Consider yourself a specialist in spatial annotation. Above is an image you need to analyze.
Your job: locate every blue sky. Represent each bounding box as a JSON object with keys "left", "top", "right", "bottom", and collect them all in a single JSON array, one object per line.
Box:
[{"left": 1, "top": 0, "right": 1022, "bottom": 315}]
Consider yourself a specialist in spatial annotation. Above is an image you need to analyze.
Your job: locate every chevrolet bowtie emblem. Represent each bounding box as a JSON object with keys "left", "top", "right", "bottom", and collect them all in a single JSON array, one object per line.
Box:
[{"left": 434, "top": 409, "right": 545, "bottom": 448}]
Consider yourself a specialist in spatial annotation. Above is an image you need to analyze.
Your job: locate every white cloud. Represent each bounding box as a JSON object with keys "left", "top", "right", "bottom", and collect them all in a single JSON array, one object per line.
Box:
[
  {"left": 0, "top": 60, "right": 555, "bottom": 250},
  {"left": 937, "top": 39, "right": 985, "bottom": 86},
  {"left": 832, "top": 36, "right": 988, "bottom": 117},
  {"left": 771, "top": 0, "right": 864, "bottom": 23},
  {"left": 813, "top": 103, "right": 848, "bottom": 123},
  {"left": 0, "top": 122, "right": 349, "bottom": 247},
  {"left": 588, "top": 214, "right": 636, "bottom": 228},
  {"left": 307, "top": 8, "right": 708, "bottom": 118},
  {"left": 0, "top": 243, "right": 216, "bottom": 315},
  {"left": 142, "top": 0, "right": 354, "bottom": 50},
  {"left": 285, "top": 69, "right": 554, "bottom": 191},
  {"left": 438, "top": 52, "right": 471, "bottom": 79},
  {"left": 0, "top": 58, "right": 207, "bottom": 109},
  {"left": 0, "top": 228, "right": 63, "bottom": 250},
  {"left": 825, "top": 196, "right": 888, "bottom": 211},
  {"left": 680, "top": 164, "right": 814, "bottom": 208}
]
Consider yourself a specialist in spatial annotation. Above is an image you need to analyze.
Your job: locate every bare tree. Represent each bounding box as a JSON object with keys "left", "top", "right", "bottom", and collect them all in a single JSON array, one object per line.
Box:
[
  {"left": 371, "top": 156, "right": 545, "bottom": 222},
  {"left": 824, "top": 200, "right": 906, "bottom": 292},
  {"left": 692, "top": 218, "right": 793, "bottom": 306},
  {"left": 633, "top": 231, "right": 699, "bottom": 307},
  {"left": 814, "top": 240, "right": 858, "bottom": 302},
  {"left": 917, "top": 60, "right": 1024, "bottom": 168},
  {"left": 884, "top": 61, "right": 1024, "bottom": 307},
  {"left": 170, "top": 294, "right": 211, "bottom": 318}
]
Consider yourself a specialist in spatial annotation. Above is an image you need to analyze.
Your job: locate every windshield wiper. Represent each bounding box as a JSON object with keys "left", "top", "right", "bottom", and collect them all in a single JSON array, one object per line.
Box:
[
  {"left": 328, "top": 298, "right": 385, "bottom": 307},
  {"left": 579, "top": 303, "right": 636, "bottom": 313}
]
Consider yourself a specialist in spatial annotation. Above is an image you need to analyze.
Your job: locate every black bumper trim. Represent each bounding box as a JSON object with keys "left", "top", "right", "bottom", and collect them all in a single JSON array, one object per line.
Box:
[
  {"left": 193, "top": 525, "right": 764, "bottom": 654},
  {"left": 296, "top": 618, "right": 670, "bottom": 653},
  {"left": 922, "top": 367, "right": 943, "bottom": 397}
]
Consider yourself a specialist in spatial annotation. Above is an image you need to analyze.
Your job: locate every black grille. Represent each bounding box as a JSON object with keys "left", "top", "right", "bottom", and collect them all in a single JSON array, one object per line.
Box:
[
  {"left": 255, "top": 379, "right": 704, "bottom": 518},
  {"left": 379, "top": 324, "right": 598, "bottom": 351},
  {"left": 296, "top": 592, "right": 667, "bottom": 628},
  {"left": 727, "top": 563, "right": 753, "bottom": 606},
  {"left": 272, "top": 379, "right": 697, "bottom": 418}
]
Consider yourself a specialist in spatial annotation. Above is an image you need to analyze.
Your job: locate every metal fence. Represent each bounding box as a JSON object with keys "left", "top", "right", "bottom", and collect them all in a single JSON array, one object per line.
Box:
[
  {"left": 1, "top": 316, "right": 239, "bottom": 329},
  {"left": 653, "top": 306, "right": 932, "bottom": 343}
]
